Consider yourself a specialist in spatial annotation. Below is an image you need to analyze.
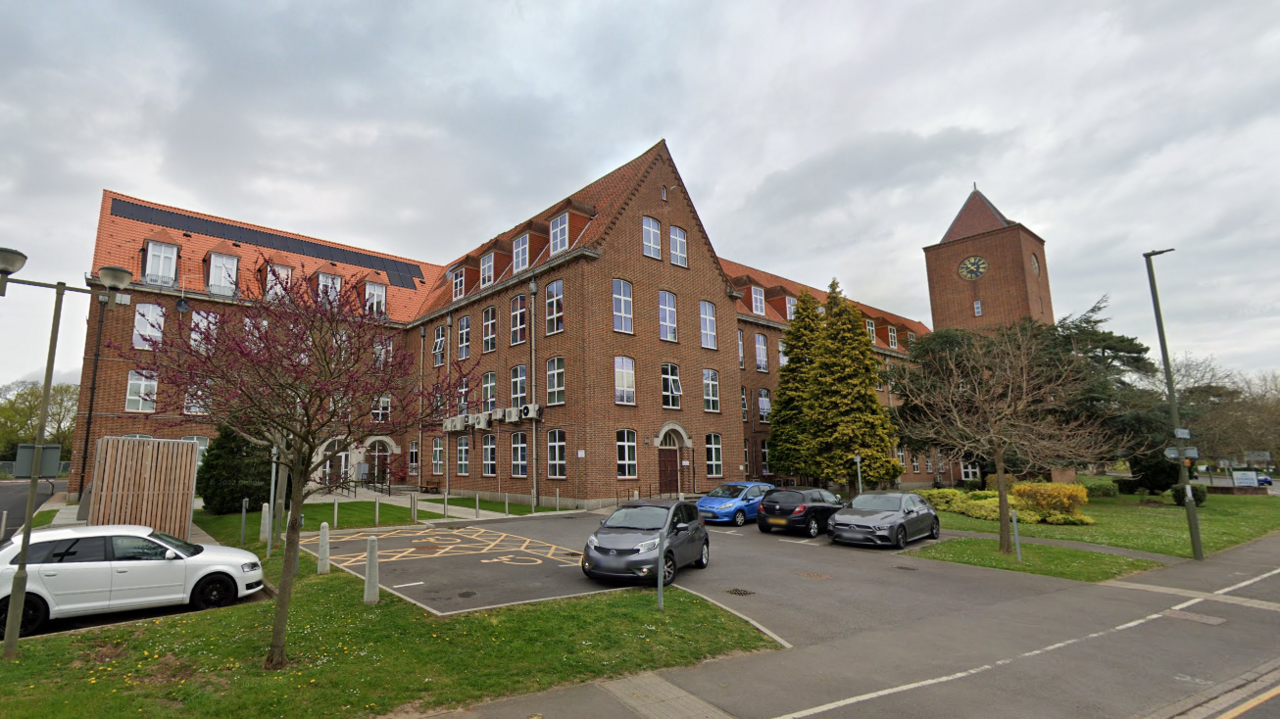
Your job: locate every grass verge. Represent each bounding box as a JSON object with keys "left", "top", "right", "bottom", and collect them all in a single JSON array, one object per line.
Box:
[
  {"left": 908, "top": 538, "right": 1161, "bottom": 582},
  {"left": 0, "top": 543, "right": 772, "bottom": 718},
  {"left": 192, "top": 502, "right": 444, "bottom": 547},
  {"left": 938, "top": 494, "right": 1280, "bottom": 558},
  {"left": 31, "top": 509, "right": 58, "bottom": 529}
]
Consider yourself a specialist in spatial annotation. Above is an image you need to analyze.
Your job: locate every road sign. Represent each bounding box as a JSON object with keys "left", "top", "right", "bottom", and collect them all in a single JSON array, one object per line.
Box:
[
  {"left": 1244, "top": 451, "right": 1272, "bottom": 462},
  {"left": 1175, "top": 428, "right": 1191, "bottom": 440},
  {"left": 1164, "top": 447, "right": 1179, "bottom": 460},
  {"left": 1165, "top": 446, "right": 1200, "bottom": 460}
]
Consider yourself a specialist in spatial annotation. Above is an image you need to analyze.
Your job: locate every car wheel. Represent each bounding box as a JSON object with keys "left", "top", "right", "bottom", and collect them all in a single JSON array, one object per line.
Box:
[
  {"left": 733, "top": 510, "right": 746, "bottom": 527},
  {"left": 693, "top": 542, "right": 710, "bottom": 569},
  {"left": 806, "top": 517, "right": 820, "bottom": 538},
  {"left": 0, "top": 593, "right": 48, "bottom": 639},
  {"left": 758, "top": 522, "right": 772, "bottom": 533},
  {"left": 929, "top": 518, "right": 941, "bottom": 540},
  {"left": 191, "top": 574, "right": 237, "bottom": 610},
  {"left": 661, "top": 553, "right": 677, "bottom": 586},
  {"left": 894, "top": 526, "right": 908, "bottom": 550}
]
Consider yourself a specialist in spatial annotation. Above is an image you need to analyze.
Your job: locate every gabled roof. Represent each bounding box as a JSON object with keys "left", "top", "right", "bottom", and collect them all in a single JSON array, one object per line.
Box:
[{"left": 941, "top": 188, "right": 1013, "bottom": 243}]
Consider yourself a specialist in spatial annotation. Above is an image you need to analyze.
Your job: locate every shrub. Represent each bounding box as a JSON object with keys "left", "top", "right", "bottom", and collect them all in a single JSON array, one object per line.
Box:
[
  {"left": 961, "top": 478, "right": 985, "bottom": 492},
  {"left": 1129, "top": 451, "right": 1180, "bottom": 495},
  {"left": 1169, "top": 484, "right": 1207, "bottom": 507},
  {"left": 910, "top": 489, "right": 964, "bottom": 511},
  {"left": 197, "top": 426, "right": 273, "bottom": 515},
  {"left": 1044, "top": 513, "right": 1096, "bottom": 526},
  {"left": 950, "top": 496, "right": 1041, "bottom": 524},
  {"left": 1081, "top": 481, "right": 1118, "bottom": 498},
  {"left": 1011, "top": 482, "right": 1088, "bottom": 516},
  {"left": 968, "top": 490, "right": 997, "bottom": 501}
]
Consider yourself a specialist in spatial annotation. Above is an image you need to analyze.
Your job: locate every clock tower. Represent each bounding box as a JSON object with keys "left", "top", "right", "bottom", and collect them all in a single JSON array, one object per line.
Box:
[{"left": 923, "top": 189, "right": 1054, "bottom": 331}]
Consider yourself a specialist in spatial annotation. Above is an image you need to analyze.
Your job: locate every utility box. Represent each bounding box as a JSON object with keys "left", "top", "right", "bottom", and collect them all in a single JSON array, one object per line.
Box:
[{"left": 14, "top": 444, "right": 62, "bottom": 478}]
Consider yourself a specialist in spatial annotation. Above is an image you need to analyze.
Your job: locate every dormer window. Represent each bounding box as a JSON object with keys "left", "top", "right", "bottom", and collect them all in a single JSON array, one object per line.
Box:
[
  {"left": 265, "top": 264, "right": 291, "bottom": 300},
  {"left": 451, "top": 269, "right": 465, "bottom": 301},
  {"left": 317, "top": 273, "right": 341, "bottom": 304},
  {"left": 907, "top": 331, "right": 916, "bottom": 346},
  {"left": 480, "top": 253, "right": 494, "bottom": 287},
  {"left": 145, "top": 241, "right": 178, "bottom": 287},
  {"left": 865, "top": 319, "right": 875, "bottom": 339},
  {"left": 549, "top": 213, "right": 569, "bottom": 255},
  {"left": 365, "top": 282, "right": 386, "bottom": 315},
  {"left": 751, "top": 287, "right": 765, "bottom": 315},
  {"left": 786, "top": 297, "right": 797, "bottom": 321},
  {"left": 513, "top": 235, "right": 529, "bottom": 273},
  {"left": 888, "top": 326, "right": 898, "bottom": 349},
  {"left": 207, "top": 253, "right": 238, "bottom": 296}
]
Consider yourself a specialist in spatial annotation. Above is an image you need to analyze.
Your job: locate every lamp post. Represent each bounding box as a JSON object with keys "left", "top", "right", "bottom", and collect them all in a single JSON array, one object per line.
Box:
[
  {"left": 1142, "top": 249, "right": 1203, "bottom": 561},
  {"left": 1, "top": 252, "right": 132, "bottom": 657}
]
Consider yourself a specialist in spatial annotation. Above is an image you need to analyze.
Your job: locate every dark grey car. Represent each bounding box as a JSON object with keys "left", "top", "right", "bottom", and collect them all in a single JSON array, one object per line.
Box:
[
  {"left": 827, "top": 492, "right": 940, "bottom": 549},
  {"left": 581, "top": 499, "right": 709, "bottom": 585}
]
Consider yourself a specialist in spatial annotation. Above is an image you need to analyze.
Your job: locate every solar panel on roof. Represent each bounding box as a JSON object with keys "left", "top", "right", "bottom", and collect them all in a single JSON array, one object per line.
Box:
[{"left": 111, "top": 198, "right": 423, "bottom": 289}]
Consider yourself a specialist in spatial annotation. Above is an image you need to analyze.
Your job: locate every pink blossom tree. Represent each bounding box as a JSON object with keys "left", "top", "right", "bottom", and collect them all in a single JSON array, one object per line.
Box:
[{"left": 128, "top": 262, "right": 471, "bottom": 669}]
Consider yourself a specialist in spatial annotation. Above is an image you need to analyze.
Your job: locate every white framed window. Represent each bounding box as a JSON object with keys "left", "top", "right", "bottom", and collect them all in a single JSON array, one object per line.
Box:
[
  {"left": 550, "top": 213, "right": 569, "bottom": 255},
  {"left": 642, "top": 217, "right": 661, "bottom": 259},
  {"left": 547, "top": 430, "right": 566, "bottom": 479},
  {"left": 318, "top": 273, "right": 341, "bottom": 304},
  {"left": 457, "top": 376, "right": 469, "bottom": 415},
  {"left": 926, "top": 454, "right": 934, "bottom": 474},
  {"left": 911, "top": 454, "right": 920, "bottom": 474},
  {"left": 866, "top": 319, "right": 875, "bottom": 340},
  {"left": 758, "top": 388, "right": 771, "bottom": 423},
  {"left": 779, "top": 339, "right": 787, "bottom": 367},
  {"left": 511, "top": 432, "right": 528, "bottom": 476},
  {"left": 265, "top": 264, "right": 291, "bottom": 300},
  {"left": 482, "top": 372, "right": 496, "bottom": 412},
  {"left": 513, "top": 234, "right": 529, "bottom": 272},
  {"left": 457, "top": 436, "right": 470, "bottom": 475},
  {"left": 908, "top": 331, "right": 916, "bottom": 346},
  {"left": 409, "top": 440, "right": 420, "bottom": 476},
  {"left": 510, "top": 295, "right": 527, "bottom": 345},
  {"left": 372, "top": 396, "right": 391, "bottom": 422},
  {"left": 755, "top": 333, "right": 768, "bottom": 372},
  {"left": 761, "top": 440, "right": 771, "bottom": 475},
  {"left": 208, "top": 253, "right": 238, "bottom": 296},
  {"left": 614, "top": 356, "right": 635, "bottom": 405},
  {"left": 751, "top": 287, "right": 765, "bottom": 315},
  {"left": 365, "top": 282, "right": 386, "bottom": 315},
  {"left": 896, "top": 446, "right": 906, "bottom": 464},
  {"left": 184, "top": 387, "right": 209, "bottom": 416},
  {"left": 661, "top": 363, "right": 682, "bottom": 409},
  {"left": 616, "top": 429, "right": 637, "bottom": 478},
  {"left": 703, "top": 369, "right": 719, "bottom": 412},
  {"left": 145, "top": 241, "right": 177, "bottom": 287},
  {"left": 451, "top": 269, "right": 465, "bottom": 300},
  {"left": 546, "top": 357, "right": 565, "bottom": 405},
  {"left": 612, "top": 279, "right": 633, "bottom": 333},
  {"left": 699, "top": 301, "right": 717, "bottom": 349},
  {"left": 545, "top": 280, "right": 564, "bottom": 335},
  {"left": 740, "top": 386, "right": 748, "bottom": 422},
  {"left": 457, "top": 316, "right": 471, "bottom": 360},
  {"left": 373, "top": 336, "right": 394, "bottom": 369},
  {"left": 705, "top": 434, "right": 723, "bottom": 477},
  {"left": 480, "top": 253, "right": 495, "bottom": 287},
  {"left": 133, "top": 303, "right": 164, "bottom": 350},
  {"left": 888, "top": 326, "right": 898, "bottom": 349},
  {"left": 737, "top": 330, "right": 744, "bottom": 369},
  {"left": 191, "top": 310, "right": 216, "bottom": 354},
  {"left": 659, "top": 291, "right": 677, "bottom": 342},
  {"left": 432, "top": 326, "right": 446, "bottom": 366},
  {"left": 511, "top": 364, "right": 527, "bottom": 406},
  {"left": 669, "top": 226, "right": 687, "bottom": 267},
  {"left": 432, "top": 438, "right": 444, "bottom": 475},
  {"left": 962, "top": 463, "right": 981, "bottom": 481},
  {"left": 482, "top": 434, "right": 497, "bottom": 476},
  {"left": 126, "top": 371, "right": 156, "bottom": 413},
  {"left": 482, "top": 306, "right": 497, "bottom": 353},
  {"left": 974, "top": 300, "right": 983, "bottom": 317},
  {"left": 786, "top": 297, "right": 797, "bottom": 321}
]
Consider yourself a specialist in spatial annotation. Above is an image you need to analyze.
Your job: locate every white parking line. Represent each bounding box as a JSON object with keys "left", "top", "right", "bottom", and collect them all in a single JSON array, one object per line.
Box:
[
  {"left": 393, "top": 581, "right": 424, "bottom": 589},
  {"left": 708, "top": 529, "right": 742, "bottom": 536},
  {"left": 778, "top": 538, "right": 815, "bottom": 545}
]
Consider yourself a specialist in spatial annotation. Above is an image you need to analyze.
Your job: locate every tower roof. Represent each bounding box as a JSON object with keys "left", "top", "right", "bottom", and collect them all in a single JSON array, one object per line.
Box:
[{"left": 940, "top": 188, "right": 1013, "bottom": 243}]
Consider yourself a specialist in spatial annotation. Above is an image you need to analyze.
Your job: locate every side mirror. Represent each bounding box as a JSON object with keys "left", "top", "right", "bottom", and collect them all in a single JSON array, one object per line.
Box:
[
  {"left": 164, "top": 549, "right": 178, "bottom": 560},
  {"left": 675, "top": 522, "right": 689, "bottom": 532},
  {"left": 600, "top": 519, "right": 607, "bottom": 526}
]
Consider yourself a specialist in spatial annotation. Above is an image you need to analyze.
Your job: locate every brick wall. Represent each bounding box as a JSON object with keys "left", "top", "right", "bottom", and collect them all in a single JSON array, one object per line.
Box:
[{"left": 923, "top": 225, "right": 1053, "bottom": 332}]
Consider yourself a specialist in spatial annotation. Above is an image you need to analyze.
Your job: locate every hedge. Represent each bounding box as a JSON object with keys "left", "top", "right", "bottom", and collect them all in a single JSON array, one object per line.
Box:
[{"left": 1011, "top": 483, "right": 1088, "bottom": 516}]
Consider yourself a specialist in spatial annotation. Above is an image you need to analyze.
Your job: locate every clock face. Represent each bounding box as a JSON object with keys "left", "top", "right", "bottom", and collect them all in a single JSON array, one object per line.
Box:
[
  {"left": 1031, "top": 254, "right": 1041, "bottom": 277},
  {"left": 958, "top": 256, "right": 989, "bottom": 280}
]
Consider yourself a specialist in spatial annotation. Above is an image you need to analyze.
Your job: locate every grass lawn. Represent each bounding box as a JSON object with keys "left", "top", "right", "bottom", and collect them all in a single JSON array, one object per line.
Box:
[
  {"left": 434, "top": 496, "right": 559, "bottom": 516},
  {"left": 938, "top": 494, "right": 1280, "bottom": 558},
  {"left": 192, "top": 502, "right": 444, "bottom": 548},
  {"left": 31, "top": 509, "right": 58, "bottom": 529},
  {"left": 908, "top": 538, "right": 1161, "bottom": 582},
  {"left": 0, "top": 539, "right": 772, "bottom": 718}
]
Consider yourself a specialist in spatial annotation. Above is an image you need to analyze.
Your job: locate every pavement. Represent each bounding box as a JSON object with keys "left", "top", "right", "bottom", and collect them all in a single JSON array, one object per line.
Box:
[{"left": 0, "top": 479, "right": 65, "bottom": 542}]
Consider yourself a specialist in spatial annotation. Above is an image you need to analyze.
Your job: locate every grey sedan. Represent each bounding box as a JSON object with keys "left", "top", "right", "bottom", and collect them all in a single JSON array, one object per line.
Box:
[
  {"left": 827, "top": 492, "right": 940, "bottom": 549},
  {"left": 581, "top": 499, "right": 709, "bottom": 585}
]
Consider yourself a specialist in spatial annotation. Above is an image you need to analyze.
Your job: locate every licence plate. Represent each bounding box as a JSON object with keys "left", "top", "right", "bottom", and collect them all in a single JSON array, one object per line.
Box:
[{"left": 768, "top": 518, "right": 788, "bottom": 526}]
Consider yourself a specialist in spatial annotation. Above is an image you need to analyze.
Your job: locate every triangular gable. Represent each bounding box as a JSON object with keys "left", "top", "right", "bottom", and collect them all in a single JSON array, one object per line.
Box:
[{"left": 941, "top": 189, "right": 1013, "bottom": 243}]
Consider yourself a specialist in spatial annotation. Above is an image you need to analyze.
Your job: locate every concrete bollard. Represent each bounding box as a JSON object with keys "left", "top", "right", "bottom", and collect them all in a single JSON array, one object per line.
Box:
[
  {"left": 443, "top": 491, "right": 449, "bottom": 518},
  {"left": 333, "top": 498, "right": 339, "bottom": 529},
  {"left": 240, "top": 498, "right": 248, "bottom": 546},
  {"left": 318, "top": 522, "right": 330, "bottom": 574},
  {"left": 476, "top": 494, "right": 480, "bottom": 519},
  {"left": 375, "top": 496, "right": 380, "bottom": 526},
  {"left": 410, "top": 494, "right": 418, "bottom": 523},
  {"left": 259, "top": 503, "right": 270, "bottom": 542},
  {"left": 505, "top": 493, "right": 509, "bottom": 516},
  {"left": 363, "top": 536, "right": 379, "bottom": 605},
  {"left": 1, "top": 510, "right": 7, "bottom": 539},
  {"left": 556, "top": 488, "right": 560, "bottom": 512}
]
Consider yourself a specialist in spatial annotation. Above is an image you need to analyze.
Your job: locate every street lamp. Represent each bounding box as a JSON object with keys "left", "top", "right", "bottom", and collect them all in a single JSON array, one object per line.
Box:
[{"left": 2, "top": 257, "right": 133, "bottom": 656}]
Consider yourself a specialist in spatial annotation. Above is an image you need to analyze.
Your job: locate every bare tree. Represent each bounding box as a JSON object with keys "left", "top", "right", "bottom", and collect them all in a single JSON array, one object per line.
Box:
[
  {"left": 128, "top": 263, "right": 471, "bottom": 669},
  {"left": 890, "top": 320, "right": 1114, "bottom": 553}
]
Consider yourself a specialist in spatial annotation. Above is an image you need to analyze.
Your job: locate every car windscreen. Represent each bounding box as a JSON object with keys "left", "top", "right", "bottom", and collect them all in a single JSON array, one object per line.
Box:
[
  {"left": 763, "top": 490, "right": 804, "bottom": 505},
  {"left": 848, "top": 494, "right": 904, "bottom": 511},
  {"left": 150, "top": 530, "right": 202, "bottom": 557},
  {"left": 706, "top": 484, "right": 745, "bottom": 499},
  {"left": 602, "top": 506, "right": 668, "bottom": 530}
]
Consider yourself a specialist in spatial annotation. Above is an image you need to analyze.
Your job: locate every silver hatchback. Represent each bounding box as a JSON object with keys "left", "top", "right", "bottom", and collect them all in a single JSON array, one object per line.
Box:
[{"left": 582, "top": 499, "right": 709, "bottom": 585}]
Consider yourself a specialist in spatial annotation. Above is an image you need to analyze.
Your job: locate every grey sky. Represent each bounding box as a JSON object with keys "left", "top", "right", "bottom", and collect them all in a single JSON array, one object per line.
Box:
[{"left": 1, "top": 1, "right": 1277, "bottom": 387}]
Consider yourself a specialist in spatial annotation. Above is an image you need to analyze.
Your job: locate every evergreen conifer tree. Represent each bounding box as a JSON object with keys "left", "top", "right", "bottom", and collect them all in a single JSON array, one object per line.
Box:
[
  {"left": 197, "top": 426, "right": 273, "bottom": 515},
  {"left": 812, "top": 280, "right": 901, "bottom": 489},
  {"left": 770, "top": 290, "right": 825, "bottom": 480}
]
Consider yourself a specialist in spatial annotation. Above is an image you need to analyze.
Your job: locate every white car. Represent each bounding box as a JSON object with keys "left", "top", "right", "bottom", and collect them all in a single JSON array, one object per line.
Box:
[{"left": 0, "top": 524, "right": 264, "bottom": 638}]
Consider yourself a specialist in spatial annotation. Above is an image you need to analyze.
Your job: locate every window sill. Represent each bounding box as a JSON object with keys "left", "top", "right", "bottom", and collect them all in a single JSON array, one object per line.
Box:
[
  {"left": 511, "top": 340, "right": 528, "bottom": 347},
  {"left": 614, "top": 329, "right": 635, "bottom": 335},
  {"left": 547, "top": 401, "right": 565, "bottom": 407},
  {"left": 546, "top": 329, "right": 564, "bottom": 337},
  {"left": 704, "top": 409, "right": 721, "bottom": 414},
  {"left": 701, "top": 345, "right": 718, "bottom": 351},
  {"left": 660, "top": 337, "right": 678, "bottom": 343},
  {"left": 662, "top": 406, "right": 682, "bottom": 411},
  {"left": 125, "top": 409, "right": 156, "bottom": 414},
  {"left": 643, "top": 253, "right": 662, "bottom": 261}
]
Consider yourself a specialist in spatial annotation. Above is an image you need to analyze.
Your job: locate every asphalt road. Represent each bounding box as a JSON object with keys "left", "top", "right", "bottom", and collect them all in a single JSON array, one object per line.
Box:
[{"left": 0, "top": 479, "right": 65, "bottom": 543}]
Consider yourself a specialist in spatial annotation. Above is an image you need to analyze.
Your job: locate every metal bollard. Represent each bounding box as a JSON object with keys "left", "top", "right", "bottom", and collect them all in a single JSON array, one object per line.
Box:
[
  {"left": 657, "top": 526, "right": 665, "bottom": 611},
  {"left": 410, "top": 494, "right": 417, "bottom": 523},
  {"left": 1012, "top": 509, "right": 1023, "bottom": 564},
  {"left": 375, "top": 496, "right": 380, "bottom": 526},
  {"left": 259, "top": 503, "right": 270, "bottom": 543},
  {"left": 556, "top": 488, "right": 560, "bottom": 512},
  {"left": 443, "top": 491, "right": 449, "bottom": 518},
  {"left": 318, "top": 522, "right": 330, "bottom": 574},
  {"left": 334, "top": 498, "right": 339, "bottom": 529},
  {"left": 363, "top": 536, "right": 379, "bottom": 605},
  {"left": 1, "top": 510, "right": 8, "bottom": 540},
  {"left": 240, "top": 498, "right": 248, "bottom": 546},
  {"left": 475, "top": 494, "right": 480, "bottom": 519},
  {"left": 505, "top": 493, "right": 510, "bottom": 516}
]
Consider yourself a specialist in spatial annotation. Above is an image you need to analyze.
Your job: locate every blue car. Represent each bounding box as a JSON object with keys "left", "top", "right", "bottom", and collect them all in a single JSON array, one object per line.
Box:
[{"left": 696, "top": 482, "right": 776, "bottom": 526}]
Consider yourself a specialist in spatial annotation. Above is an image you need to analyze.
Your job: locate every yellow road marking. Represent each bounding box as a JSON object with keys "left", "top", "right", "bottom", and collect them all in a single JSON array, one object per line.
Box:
[
  {"left": 314, "top": 526, "right": 580, "bottom": 567},
  {"left": 1216, "top": 684, "right": 1280, "bottom": 719}
]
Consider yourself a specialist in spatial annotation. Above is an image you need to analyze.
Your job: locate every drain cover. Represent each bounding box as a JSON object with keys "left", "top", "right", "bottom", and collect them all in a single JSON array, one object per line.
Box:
[
  {"left": 562, "top": 551, "right": 582, "bottom": 558},
  {"left": 797, "top": 571, "right": 832, "bottom": 580},
  {"left": 726, "top": 588, "right": 755, "bottom": 596}
]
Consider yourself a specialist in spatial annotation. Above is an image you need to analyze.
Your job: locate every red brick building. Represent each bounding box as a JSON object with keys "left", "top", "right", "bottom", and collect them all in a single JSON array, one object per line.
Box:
[{"left": 70, "top": 141, "right": 966, "bottom": 505}]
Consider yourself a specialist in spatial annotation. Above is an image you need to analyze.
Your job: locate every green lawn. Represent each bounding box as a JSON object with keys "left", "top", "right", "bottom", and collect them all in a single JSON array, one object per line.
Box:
[
  {"left": 0, "top": 542, "right": 772, "bottom": 718},
  {"left": 434, "top": 496, "right": 559, "bottom": 517},
  {"left": 31, "top": 509, "right": 58, "bottom": 529},
  {"left": 192, "top": 502, "right": 444, "bottom": 548},
  {"left": 938, "top": 494, "right": 1280, "bottom": 558},
  {"left": 909, "top": 538, "right": 1160, "bottom": 582}
]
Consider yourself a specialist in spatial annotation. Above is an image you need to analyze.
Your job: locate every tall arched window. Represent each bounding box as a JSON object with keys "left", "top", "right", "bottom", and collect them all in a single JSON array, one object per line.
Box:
[{"left": 369, "top": 440, "right": 391, "bottom": 482}]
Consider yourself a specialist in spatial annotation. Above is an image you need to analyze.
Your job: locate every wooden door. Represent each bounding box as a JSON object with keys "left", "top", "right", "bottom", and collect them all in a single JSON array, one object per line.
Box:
[{"left": 658, "top": 448, "right": 679, "bottom": 494}]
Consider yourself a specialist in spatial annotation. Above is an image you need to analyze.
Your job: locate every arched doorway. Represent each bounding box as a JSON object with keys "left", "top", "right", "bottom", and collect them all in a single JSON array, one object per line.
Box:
[
  {"left": 369, "top": 440, "right": 391, "bottom": 483},
  {"left": 323, "top": 440, "right": 350, "bottom": 483},
  {"left": 658, "top": 431, "right": 681, "bottom": 495}
]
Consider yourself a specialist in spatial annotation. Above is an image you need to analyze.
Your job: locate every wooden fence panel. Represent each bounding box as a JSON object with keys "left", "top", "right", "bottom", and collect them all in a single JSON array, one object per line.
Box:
[{"left": 87, "top": 437, "right": 199, "bottom": 540}]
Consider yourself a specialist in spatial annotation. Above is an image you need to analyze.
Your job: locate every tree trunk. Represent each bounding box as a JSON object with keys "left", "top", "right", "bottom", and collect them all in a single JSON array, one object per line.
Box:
[
  {"left": 264, "top": 459, "right": 305, "bottom": 669},
  {"left": 994, "top": 453, "right": 1012, "bottom": 554}
]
